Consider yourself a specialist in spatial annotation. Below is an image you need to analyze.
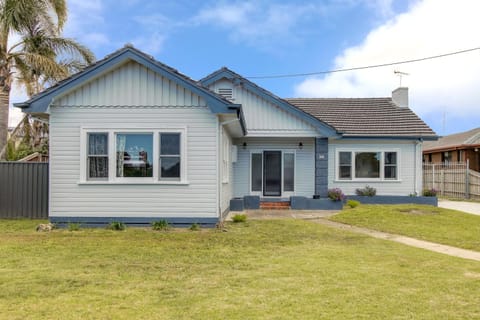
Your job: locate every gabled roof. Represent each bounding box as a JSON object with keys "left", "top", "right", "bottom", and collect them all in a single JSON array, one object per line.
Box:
[
  {"left": 15, "top": 45, "right": 239, "bottom": 115},
  {"left": 199, "top": 67, "right": 339, "bottom": 137},
  {"left": 423, "top": 127, "right": 480, "bottom": 152},
  {"left": 286, "top": 98, "right": 438, "bottom": 140}
]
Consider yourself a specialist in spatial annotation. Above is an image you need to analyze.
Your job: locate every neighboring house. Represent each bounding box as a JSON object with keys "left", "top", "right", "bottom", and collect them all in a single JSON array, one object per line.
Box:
[
  {"left": 15, "top": 46, "right": 437, "bottom": 226},
  {"left": 423, "top": 127, "right": 480, "bottom": 171}
]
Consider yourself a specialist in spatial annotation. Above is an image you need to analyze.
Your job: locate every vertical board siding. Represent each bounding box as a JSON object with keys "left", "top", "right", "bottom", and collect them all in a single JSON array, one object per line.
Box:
[
  {"left": 208, "top": 80, "right": 317, "bottom": 135},
  {"left": 0, "top": 162, "right": 48, "bottom": 218},
  {"left": 57, "top": 61, "right": 206, "bottom": 107},
  {"left": 232, "top": 138, "right": 315, "bottom": 197},
  {"left": 328, "top": 140, "right": 419, "bottom": 195},
  {"left": 50, "top": 106, "right": 218, "bottom": 218}
]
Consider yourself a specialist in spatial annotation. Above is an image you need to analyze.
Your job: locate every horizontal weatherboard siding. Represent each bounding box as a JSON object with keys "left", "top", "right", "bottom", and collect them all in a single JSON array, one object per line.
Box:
[{"left": 49, "top": 106, "right": 218, "bottom": 218}]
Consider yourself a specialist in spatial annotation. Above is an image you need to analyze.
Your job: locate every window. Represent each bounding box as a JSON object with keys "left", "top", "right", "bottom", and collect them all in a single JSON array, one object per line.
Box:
[
  {"left": 283, "top": 153, "right": 294, "bottom": 192},
  {"left": 355, "top": 152, "right": 380, "bottom": 178},
  {"left": 337, "top": 150, "right": 399, "bottom": 181},
  {"left": 116, "top": 133, "right": 153, "bottom": 178},
  {"left": 339, "top": 152, "right": 352, "bottom": 179},
  {"left": 384, "top": 152, "right": 397, "bottom": 179},
  {"left": 81, "top": 128, "right": 186, "bottom": 184},
  {"left": 251, "top": 153, "right": 262, "bottom": 192},
  {"left": 160, "top": 133, "right": 181, "bottom": 179},
  {"left": 87, "top": 133, "right": 108, "bottom": 179},
  {"left": 442, "top": 151, "right": 452, "bottom": 163},
  {"left": 221, "top": 131, "right": 230, "bottom": 183}
]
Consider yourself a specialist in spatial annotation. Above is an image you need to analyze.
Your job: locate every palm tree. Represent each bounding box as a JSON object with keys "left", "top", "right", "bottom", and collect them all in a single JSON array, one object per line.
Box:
[{"left": 0, "top": 0, "right": 95, "bottom": 159}]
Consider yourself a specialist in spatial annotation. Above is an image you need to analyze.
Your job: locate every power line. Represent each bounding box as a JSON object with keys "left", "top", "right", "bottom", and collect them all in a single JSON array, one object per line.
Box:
[{"left": 246, "top": 46, "right": 480, "bottom": 79}]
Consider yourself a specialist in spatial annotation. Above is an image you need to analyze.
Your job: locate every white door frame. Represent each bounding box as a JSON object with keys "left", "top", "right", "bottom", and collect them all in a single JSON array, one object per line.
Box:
[{"left": 249, "top": 149, "right": 296, "bottom": 198}]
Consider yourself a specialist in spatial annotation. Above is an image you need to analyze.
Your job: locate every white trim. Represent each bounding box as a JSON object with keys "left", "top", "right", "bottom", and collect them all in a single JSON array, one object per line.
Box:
[
  {"left": 77, "top": 181, "right": 189, "bottom": 185},
  {"left": 215, "top": 117, "right": 220, "bottom": 218},
  {"left": 80, "top": 127, "right": 187, "bottom": 184},
  {"left": 335, "top": 148, "right": 401, "bottom": 182}
]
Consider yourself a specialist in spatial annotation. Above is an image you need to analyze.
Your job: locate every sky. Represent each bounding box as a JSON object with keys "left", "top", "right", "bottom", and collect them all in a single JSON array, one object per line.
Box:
[{"left": 9, "top": 0, "right": 480, "bottom": 136}]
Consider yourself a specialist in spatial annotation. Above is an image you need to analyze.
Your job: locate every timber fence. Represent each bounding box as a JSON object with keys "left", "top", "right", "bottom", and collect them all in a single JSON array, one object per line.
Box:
[
  {"left": 423, "top": 161, "right": 480, "bottom": 200},
  {"left": 0, "top": 162, "right": 48, "bottom": 218}
]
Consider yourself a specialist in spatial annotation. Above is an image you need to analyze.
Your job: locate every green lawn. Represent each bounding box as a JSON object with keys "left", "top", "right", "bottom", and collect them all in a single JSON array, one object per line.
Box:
[
  {"left": 1, "top": 219, "right": 480, "bottom": 319},
  {"left": 331, "top": 204, "right": 480, "bottom": 251}
]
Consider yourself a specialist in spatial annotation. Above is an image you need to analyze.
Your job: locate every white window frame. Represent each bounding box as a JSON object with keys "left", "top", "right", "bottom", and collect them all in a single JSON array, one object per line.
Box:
[
  {"left": 80, "top": 127, "right": 187, "bottom": 185},
  {"left": 335, "top": 148, "right": 401, "bottom": 182},
  {"left": 159, "top": 132, "right": 183, "bottom": 181},
  {"left": 86, "top": 132, "right": 109, "bottom": 181}
]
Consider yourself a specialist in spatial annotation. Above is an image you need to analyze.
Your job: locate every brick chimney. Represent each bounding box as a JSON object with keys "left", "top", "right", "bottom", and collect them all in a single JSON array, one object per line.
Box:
[{"left": 392, "top": 87, "right": 409, "bottom": 108}]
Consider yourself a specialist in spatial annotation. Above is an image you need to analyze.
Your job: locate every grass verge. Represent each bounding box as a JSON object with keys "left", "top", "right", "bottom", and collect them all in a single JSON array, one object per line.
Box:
[
  {"left": 0, "top": 218, "right": 479, "bottom": 319},
  {"left": 331, "top": 204, "right": 480, "bottom": 251}
]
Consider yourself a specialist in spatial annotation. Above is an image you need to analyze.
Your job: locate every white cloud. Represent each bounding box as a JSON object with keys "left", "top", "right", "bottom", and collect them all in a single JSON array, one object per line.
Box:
[
  {"left": 131, "top": 33, "right": 167, "bottom": 55},
  {"left": 295, "top": 0, "right": 480, "bottom": 124},
  {"left": 130, "top": 13, "right": 173, "bottom": 54},
  {"left": 64, "top": 0, "right": 109, "bottom": 49},
  {"left": 194, "top": 1, "right": 325, "bottom": 48}
]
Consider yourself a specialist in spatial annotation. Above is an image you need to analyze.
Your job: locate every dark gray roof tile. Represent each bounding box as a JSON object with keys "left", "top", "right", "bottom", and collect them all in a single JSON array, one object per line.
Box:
[{"left": 286, "top": 98, "right": 437, "bottom": 138}]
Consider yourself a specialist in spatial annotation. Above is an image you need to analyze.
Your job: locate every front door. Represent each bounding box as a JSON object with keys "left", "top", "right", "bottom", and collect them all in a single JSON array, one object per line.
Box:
[{"left": 263, "top": 151, "right": 282, "bottom": 196}]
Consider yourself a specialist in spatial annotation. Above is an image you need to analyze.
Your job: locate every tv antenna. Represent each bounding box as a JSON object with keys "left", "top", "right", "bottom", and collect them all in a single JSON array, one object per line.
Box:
[{"left": 394, "top": 70, "right": 409, "bottom": 87}]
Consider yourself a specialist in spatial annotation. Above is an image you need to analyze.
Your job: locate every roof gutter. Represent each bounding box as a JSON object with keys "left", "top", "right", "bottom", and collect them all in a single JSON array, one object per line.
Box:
[
  {"left": 227, "top": 104, "right": 247, "bottom": 136},
  {"left": 13, "top": 102, "right": 30, "bottom": 109},
  {"left": 340, "top": 135, "right": 438, "bottom": 141}
]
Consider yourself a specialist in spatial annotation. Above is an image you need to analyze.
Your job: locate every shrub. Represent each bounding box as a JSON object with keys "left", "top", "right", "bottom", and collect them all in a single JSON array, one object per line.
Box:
[
  {"left": 422, "top": 188, "right": 438, "bottom": 197},
  {"left": 347, "top": 200, "right": 360, "bottom": 208},
  {"left": 355, "top": 185, "right": 377, "bottom": 196},
  {"left": 152, "top": 220, "right": 170, "bottom": 231},
  {"left": 327, "top": 188, "right": 345, "bottom": 201},
  {"left": 232, "top": 214, "right": 247, "bottom": 223},
  {"left": 190, "top": 223, "right": 200, "bottom": 231},
  {"left": 68, "top": 222, "right": 81, "bottom": 231},
  {"left": 107, "top": 221, "right": 126, "bottom": 231}
]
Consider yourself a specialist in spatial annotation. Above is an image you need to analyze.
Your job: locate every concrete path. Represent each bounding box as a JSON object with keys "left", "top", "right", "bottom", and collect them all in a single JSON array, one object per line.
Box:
[
  {"left": 232, "top": 208, "right": 480, "bottom": 261},
  {"left": 311, "top": 219, "right": 480, "bottom": 262},
  {"left": 438, "top": 199, "right": 480, "bottom": 215}
]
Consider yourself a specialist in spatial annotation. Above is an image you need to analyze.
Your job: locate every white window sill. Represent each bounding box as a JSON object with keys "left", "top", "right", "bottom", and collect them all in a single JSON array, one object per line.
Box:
[
  {"left": 78, "top": 180, "right": 190, "bottom": 185},
  {"left": 334, "top": 179, "right": 402, "bottom": 183}
]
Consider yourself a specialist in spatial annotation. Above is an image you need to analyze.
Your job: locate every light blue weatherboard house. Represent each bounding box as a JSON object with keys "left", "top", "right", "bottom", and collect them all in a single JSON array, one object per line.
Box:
[{"left": 16, "top": 46, "right": 437, "bottom": 226}]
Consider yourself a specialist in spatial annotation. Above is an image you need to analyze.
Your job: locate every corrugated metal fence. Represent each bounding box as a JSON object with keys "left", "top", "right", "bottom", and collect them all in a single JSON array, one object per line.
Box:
[
  {"left": 0, "top": 162, "right": 48, "bottom": 218},
  {"left": 423, "top": 161, "right": 480, "bottom": 200}
]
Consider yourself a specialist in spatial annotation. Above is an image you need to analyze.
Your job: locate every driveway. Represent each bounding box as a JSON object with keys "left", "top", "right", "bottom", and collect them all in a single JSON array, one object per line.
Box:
[{"left": 438, "top": 200, "right": 480, "bottom": 215}]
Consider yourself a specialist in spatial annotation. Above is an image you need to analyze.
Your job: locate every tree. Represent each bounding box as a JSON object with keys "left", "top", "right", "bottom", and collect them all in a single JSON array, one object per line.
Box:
[{"left": 0, "top": 0, "right": 95, "bottom": 159}]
